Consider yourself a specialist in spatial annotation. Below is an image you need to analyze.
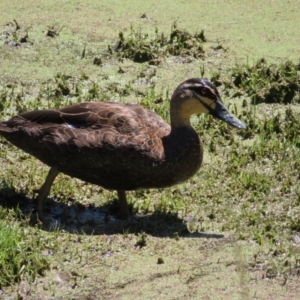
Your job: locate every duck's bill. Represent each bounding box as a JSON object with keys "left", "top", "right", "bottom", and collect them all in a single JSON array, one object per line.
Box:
[{"left": 211, "top": 100, "right": 247, "bottom": 130}]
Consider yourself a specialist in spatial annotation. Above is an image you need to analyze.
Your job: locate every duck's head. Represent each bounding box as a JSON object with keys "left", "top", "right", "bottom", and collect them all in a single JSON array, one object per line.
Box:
[{"left": 170, "top": 78, "right": 247, "bottom": 129}]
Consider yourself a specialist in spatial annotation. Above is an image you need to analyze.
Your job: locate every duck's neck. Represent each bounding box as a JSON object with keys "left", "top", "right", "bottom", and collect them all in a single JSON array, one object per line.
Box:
[{"left": 170, "top": 99, "right": 192, "bottom": 128}]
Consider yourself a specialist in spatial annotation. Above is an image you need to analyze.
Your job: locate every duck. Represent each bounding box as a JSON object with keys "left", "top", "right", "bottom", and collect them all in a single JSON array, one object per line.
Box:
[{"left": 0, "top": 78, "right": 246, "bottom": 221}]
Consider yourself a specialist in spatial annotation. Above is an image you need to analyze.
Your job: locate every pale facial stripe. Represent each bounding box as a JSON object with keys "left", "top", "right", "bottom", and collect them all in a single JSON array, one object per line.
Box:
[{"left": 183, "top": 83, "right": 219, "bottom": 113}]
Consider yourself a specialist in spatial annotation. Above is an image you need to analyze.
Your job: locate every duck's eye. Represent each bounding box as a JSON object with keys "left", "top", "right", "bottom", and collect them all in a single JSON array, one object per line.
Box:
[{"left": 201, "top": 87, "right": 208, "bottom": 95}]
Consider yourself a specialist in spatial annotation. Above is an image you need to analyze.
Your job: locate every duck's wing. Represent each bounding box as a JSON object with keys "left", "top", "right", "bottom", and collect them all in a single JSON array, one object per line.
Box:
[
  {"left": 17, "top": 102, "right": 169, "bottom": 133},
  {"left": 0, "top": 101, "right": 170, "bottom": 159}
]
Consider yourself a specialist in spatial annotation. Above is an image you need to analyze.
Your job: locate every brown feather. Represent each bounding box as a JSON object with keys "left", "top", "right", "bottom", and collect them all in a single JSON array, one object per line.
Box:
[{"left": 0, "top": 101, "right": 201, "bottom": 190}]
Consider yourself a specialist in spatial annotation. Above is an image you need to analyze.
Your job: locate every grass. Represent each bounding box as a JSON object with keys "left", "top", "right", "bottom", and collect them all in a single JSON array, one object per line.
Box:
[
  {"left": 211, "top": 58, "right": 300, "bottom": 104},
  {"left": 112, "top": 22, "right": 205, "bottom": 63},
  {"left": 0, "top": 0, "right": 300, "bottom": 299},
  {"left": 0, "top": 207, "right": 52, "bottom": 288}
]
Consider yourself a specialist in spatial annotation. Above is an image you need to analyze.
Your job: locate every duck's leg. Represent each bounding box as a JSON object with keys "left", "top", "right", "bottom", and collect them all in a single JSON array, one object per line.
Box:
[
  {"left": 37, "top": 166, "right": 59, "bottom": 221},
  {"left": 117, "top": 190, "right": 129, "bottom": 219}
]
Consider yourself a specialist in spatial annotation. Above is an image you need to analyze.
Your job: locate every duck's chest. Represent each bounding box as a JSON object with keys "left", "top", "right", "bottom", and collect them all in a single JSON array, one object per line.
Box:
[{"left": 158, "top": 128, "right": 204, "bottom": 186}]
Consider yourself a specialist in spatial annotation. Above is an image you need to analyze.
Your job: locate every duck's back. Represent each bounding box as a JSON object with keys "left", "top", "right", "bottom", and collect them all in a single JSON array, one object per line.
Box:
[{"left": 0, "top": 102, "right": 202, "bottom": 190}]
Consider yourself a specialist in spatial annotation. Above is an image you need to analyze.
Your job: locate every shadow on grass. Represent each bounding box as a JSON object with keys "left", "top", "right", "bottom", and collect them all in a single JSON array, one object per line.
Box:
[{"left": 0, "top": 181, "right": 223, "bottom": 239}]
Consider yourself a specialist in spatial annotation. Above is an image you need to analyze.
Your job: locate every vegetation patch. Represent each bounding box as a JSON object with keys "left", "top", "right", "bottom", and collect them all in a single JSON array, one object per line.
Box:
[
  {"left": 0, "top": 207, "right": 53, "bottom": 288},
  {"left": 0, "top": 19, "right": 32, "bottom": 47},
  {"left": 211, "top": 58, "right": 300, "bottom": 104},
  {"left": 111, "top": 22, "right": 206, "bottom": 63}
]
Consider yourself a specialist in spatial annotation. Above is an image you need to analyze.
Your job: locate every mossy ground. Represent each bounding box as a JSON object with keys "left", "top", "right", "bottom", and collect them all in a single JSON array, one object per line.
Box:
[{"left": 0, "top": 0, "right": 300, "bottom": 299}]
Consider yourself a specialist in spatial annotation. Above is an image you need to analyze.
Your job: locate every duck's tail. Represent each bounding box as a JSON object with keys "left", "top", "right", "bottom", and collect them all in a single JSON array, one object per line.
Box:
[{"left": 0, "top": 121, "right": 14, "bottom": 134}]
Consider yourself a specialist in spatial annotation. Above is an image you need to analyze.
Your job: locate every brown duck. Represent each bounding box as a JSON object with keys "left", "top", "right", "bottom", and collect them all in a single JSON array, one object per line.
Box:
[{"left": 0, "top": 78, "right": 246, "bottom": 221}]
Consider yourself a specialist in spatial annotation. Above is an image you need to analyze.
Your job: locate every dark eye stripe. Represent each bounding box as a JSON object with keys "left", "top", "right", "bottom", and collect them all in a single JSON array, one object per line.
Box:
[
  {"left": 190, "top": 87, "right": 217, "bottom": 101},
  {"left": 181, "top": 80, "right": 219, "bottom": 101}
]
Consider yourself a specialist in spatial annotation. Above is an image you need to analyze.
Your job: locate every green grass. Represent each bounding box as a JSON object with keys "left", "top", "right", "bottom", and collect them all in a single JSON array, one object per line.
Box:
[
  {"left": 211, "top": 58, "right": 300, "bottom": 104},
  {"left": 112, "top": 22, "right": 205, "bottom": 63},
  {"left": 0, "top": 208, "right": 53, "bottom": 288}
]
